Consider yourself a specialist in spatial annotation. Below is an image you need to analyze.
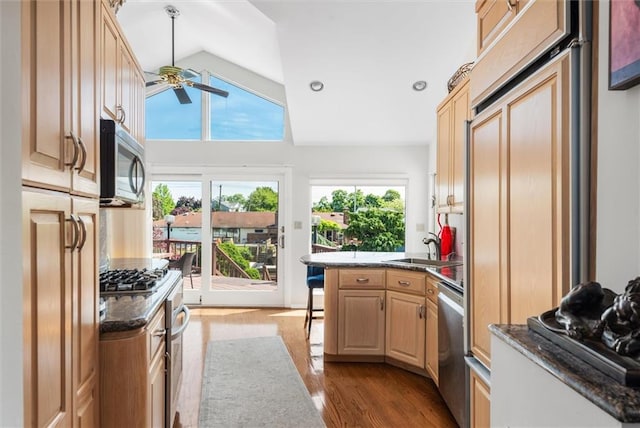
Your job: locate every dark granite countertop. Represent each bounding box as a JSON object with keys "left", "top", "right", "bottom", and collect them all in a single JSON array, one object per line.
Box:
[
  {"left": 490, "top": 324, "right": 640, "bottom": 423},
  {"left": 99, "top": 268, "right": 181, "bottom": 334},
  {"left": 300, "top": 251, "right": 463, "bottom": 289}
]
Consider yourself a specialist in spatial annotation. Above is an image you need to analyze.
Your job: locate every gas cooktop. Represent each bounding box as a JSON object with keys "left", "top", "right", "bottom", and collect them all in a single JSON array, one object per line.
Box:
[{"left": 99, "top": 267, "right": 168, "bottom": 296}]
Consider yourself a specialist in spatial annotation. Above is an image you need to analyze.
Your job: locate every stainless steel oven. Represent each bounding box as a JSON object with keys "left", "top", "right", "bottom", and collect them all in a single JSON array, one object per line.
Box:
[
  {"left": 165, "top": 279, "right": 190, "bottom": 427},
  {"left": 99, "top": 119, "right": 145, "bottom": 206}
]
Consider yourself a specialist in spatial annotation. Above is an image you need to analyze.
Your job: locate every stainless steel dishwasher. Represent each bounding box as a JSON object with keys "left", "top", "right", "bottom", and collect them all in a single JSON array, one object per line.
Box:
[{"left": 438, "top": 281, "right": 466, "bottom": 428}]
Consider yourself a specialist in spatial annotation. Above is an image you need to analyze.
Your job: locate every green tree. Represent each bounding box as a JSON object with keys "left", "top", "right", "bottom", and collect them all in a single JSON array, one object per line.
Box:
[
  {"left": 382, "top": 189, "right": 401, "bottom": 202},
  {"left": 175, "top": 196, "right": 201, "bottom": 212},
  {"left": 313, "top": 196, "right": 332, "bottom": 212},
  {"left": 245, "top": 187, "right": 278, "bottom": 212},
  {"left": 225, "top": 193, "right": 247, "bottom": 207},
  {"left": 317, "top": 218, "right": 341, "bottom": 233},
  {"left": 364, "top": 193, "right": 383, "bottom": 208},
  {"left": 343, "top": 208, "right": 405, "bottom": 251},
  {"left": 152, "top": 184, "right": 175, "bottom": 220},
  {"left": 330, "top": 189, "right": 349, "bottom": 212}
]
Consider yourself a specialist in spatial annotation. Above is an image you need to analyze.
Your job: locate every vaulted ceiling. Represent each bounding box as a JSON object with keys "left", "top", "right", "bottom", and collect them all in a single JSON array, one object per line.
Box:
[{"left": 116, "top": 0, "right": 477, "bottom": 146}]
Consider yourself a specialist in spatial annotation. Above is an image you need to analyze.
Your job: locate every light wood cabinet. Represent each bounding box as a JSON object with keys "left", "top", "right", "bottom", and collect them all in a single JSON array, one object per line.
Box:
[
  {"left": 22, "top": 189, "right": 99, "bottom": 427},
  {"left": 425, "top": 277, "right": 439, "bottom": 383},
  {"left": 471, "top": 0, "right": 569, "bottom": 106},
  {"left": 469, "top": 51, "right": 571, "bottom": 368},
  {"left": 100, "top": 307, "right": 166, "bottom": 427},
  {"left": 22, "top": 0, "right": 100, "bottom": 197},
  {"left": 470, "top": 369, "right": 491, "bottom": 428},
  {"left": 436, "top": 77, "right": 469, "bottom": 214},
  {"left": 338, "top": 289, "right": 386, "bottom": 356},
  {"left": 385, "top": 291, "right": 425, "bottom": 368},
  {"left": 21, "top": 1, "right": 100, "bottom": 425},
  {"left": 100, "top": 1, "right": 145, "bottom": 142}
]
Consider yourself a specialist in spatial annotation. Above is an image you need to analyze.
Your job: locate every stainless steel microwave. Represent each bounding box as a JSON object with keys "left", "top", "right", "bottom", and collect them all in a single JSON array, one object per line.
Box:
[{"left": 99, "top": 119, "right": 145, "bottom": 207}]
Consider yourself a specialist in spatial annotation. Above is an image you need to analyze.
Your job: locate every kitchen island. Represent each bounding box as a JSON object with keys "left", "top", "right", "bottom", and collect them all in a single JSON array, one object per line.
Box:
[{"left": 300, "top": 251, "right": 462, "bottom": 379}]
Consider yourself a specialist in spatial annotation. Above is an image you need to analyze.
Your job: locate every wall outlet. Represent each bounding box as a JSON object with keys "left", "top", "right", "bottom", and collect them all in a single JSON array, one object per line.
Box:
[
  {"left": 293, "top": 221, "right": 302, "bottom": 230},
  {"left": 416, "top": 223, "right": 425, "bottom": 232}
]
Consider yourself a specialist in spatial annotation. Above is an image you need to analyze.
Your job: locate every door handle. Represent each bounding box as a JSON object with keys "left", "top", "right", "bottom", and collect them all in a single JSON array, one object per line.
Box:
[{"left": 279, "top": 235, "right": 285, "bottom": 249}]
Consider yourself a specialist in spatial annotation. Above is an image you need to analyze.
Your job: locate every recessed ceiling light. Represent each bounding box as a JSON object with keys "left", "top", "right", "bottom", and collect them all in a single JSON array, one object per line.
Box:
[
  {"left": 412, "top": 80, "right": 428, "bottom": 91},
  {"left": 310, "top": 81, "right": 324, "bottom": 92}
]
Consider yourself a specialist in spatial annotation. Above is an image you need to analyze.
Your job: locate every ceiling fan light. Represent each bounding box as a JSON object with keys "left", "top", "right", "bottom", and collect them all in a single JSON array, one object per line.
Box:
[
  {"left": 412, "top": 80, "right": 428, "bottom": 91},
  {"left": 310, "top": 81, "right": 324, "bottom": 92}
]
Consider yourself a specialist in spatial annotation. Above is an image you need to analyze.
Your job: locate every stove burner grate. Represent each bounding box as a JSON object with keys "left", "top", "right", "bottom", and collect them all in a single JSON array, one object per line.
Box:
[{"left": 99, "top": 268, "right": 168, "bottom": 295}]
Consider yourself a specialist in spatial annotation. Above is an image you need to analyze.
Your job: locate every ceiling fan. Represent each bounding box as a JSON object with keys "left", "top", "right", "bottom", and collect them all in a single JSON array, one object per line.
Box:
[{"left": 145, "top": 5, "right": 229, "bottom": 104}]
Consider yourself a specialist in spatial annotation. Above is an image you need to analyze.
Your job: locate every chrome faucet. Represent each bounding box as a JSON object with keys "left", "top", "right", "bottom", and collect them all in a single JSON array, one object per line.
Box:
[{"left": 422, "top": 232, "right": 441, "bottom": 260}]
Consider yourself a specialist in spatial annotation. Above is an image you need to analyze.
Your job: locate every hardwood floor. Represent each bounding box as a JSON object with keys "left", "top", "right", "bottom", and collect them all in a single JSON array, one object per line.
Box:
[{"left": 174, "top": 307, "right": 457, "bottom": 428}]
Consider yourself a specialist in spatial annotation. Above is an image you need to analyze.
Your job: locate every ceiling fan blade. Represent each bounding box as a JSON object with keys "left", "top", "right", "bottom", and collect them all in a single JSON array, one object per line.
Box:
[
  {"left": 173, "top": 86, "right": 192, "bottom": 104},
  {"left": 189, "top": 81, "right": 229, "bottom": 98},
  {"left": 146, "top": 80, "right": 163, "bottom": 87},
  {"left": 180, "top": 68, "right": 199, "bottom": 79}
]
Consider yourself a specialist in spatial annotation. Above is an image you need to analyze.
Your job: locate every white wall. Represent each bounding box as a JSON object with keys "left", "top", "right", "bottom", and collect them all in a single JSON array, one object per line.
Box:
[
  {"left": 595, "top": 0, "right": 640, "bottom": 292},
  {"left": 147, "top": 141, "right": 431, "bottom": 307},
  {"left": 0, "top": 1, "right": 24, "bottom": 426}
]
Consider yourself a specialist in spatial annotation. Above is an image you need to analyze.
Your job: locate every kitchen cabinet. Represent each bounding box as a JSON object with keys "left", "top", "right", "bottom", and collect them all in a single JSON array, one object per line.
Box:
[
  {"left": 436, "top": 77, "right": 469, "bottom": 214},
  {"left": 100, "top": 1, "right": 145, "bottom": 143},
  {"left": 22, "top": 0, "right": 100, "bottom": 197},
  {"left": 471, "top": 0, "right": 569, "bottom": 106},
  {"left": 338, "top": 289, "right": 386, "bottom": 356},
  {"left": 425, "top": 277, "right": 439, "bottom": 383},
  {"left": 22, "top": 189, "right": 99, "bottom": 427},
  {"left": 100, "top": 306, "right": 166, "bottom": 427},
  {"left": 385, "top": 290, "right": 426, "bottom": 368},
  {"left": 21, "top": 1, "right": 100, "bottom": 425},
  {"left": 469, "top": 51, "right": 571, "bottom": 369},
  {"left": 470, "top": 369, "right": 491, "bottom": 428}
]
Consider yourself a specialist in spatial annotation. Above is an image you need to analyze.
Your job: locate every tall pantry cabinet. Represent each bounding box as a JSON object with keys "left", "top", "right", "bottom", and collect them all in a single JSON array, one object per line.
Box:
[{"left": 21, "top": 0, "right": 100, "bottom": 425}]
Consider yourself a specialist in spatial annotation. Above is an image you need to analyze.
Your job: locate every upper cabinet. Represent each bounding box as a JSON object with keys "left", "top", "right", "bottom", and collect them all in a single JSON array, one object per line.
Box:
[
  {"left": 436, "top": 77, "right": 470, "bottom": 214},
  {"left": 22, "top": 0, "right": 100, "bottom": 198},
  {"left": 100, "top": 2, "right": 145, "bottom": 143},
  {"left": 471, "top": 0, "right": 568, "bottom": 107}
]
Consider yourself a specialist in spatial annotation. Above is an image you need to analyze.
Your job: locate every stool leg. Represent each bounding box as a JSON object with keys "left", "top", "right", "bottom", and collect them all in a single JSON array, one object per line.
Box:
[
  {"left": 304, "top": 287, "right": 310, "bottom": 329},
  {"left": 307, "top": 287, "right": 314, "bottom": 339}
]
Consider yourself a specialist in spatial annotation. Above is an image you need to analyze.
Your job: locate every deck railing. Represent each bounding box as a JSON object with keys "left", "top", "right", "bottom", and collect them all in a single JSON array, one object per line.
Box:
[{"left": 152, "top": 239, "right": 274, "bottom": 281}]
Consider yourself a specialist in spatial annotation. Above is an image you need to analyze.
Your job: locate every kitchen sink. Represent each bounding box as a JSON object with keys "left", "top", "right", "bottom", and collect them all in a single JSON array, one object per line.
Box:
[{"left": 385, "top": 258, "right": 462, "bottom": 267}]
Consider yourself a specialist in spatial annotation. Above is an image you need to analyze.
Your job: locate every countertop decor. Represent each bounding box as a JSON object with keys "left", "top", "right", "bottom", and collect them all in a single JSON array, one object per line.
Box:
[{"left": 490, "top": 324, "right": 640, "bottom": 423}]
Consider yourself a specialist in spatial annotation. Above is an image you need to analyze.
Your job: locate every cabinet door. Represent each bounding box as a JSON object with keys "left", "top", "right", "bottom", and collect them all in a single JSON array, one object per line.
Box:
[
  {"left": 470, "top": 369, "right": 491, "bottom": 428},
  {"left": 149, "top": 349, "right": 166, "bottom": 428},
  {"left": 22, "top": 189, "right": 73, "bottom": 427},
  {"left": 425, "top": 298, "right": 438, "bottom": 384},
  {"left": 70, "top": 0, "right": 99, "bottom": 197},
  {"left": 72, "top": 197, "right": 99, "bottom": 428},
  {"left": 101, "top": 4, "right": 118, "bottom": 122},
  {"left": 450, "top": 79, "right": 470, "bottom": 213},
  {"left": 469, "top": 103, "right": 504, "bottom": 369},
  {"left": 131, "top": 65, "right": 146, "bottom": 144},
  {"left": 436, "top": 102, "right": 452, "bottom": 213},
  {"left": 118, "top": 44, "right": 134, "bottom": 134},
  {"left": 21, "top": 0, "right": 72, "bottom": 192},
  {"left": 506, "top": 52, "right": 570, "bottom": 323},
  {"left": 338, "top": 290, "right": 385, "bottom": 355},
  {"left": 385, "top": 291, "right": 425, "bottom": 367},
  {"left": 476, "top": 0, "right": 517, "bottom": 55}
]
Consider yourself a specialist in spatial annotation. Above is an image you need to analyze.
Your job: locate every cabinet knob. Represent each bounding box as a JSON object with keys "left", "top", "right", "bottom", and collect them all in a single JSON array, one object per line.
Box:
[{"left": 427, "top": 288, "right": 434, "bottom": 295}]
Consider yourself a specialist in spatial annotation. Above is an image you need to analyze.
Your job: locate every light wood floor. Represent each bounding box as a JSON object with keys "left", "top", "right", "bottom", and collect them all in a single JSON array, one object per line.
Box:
[{"left": 174, "top": 307, "right": 457, "bottom": 428}]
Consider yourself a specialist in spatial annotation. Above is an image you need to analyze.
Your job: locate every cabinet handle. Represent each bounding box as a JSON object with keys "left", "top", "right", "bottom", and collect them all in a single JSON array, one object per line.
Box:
[
  {"left": 65, "top": 132, "right": 80, "bottom": 168},
  {"left": 116, "top": 105, "right": 126, "bottom": 124},
  {"left": 380, "top": 297, "right": 384, "bottom": 311},
  {"left": 152, "top": 329, "right": 166, "bottom": 337},
  {"left": 397, "top": 280, "right": 411, "bottom": 287},
  {"left": 427, "top": 288, "right": 434, "bottom": 295},
  {"left": 506, "top": 0, "right": 515, "bottom": 12},
  {"left": 65, "top": 214, "right": 80, "bottom": 250},
  {"left": 356, "top": 278, "right": 370, "bottom": 283},
  {"left": 77, "top": 216, "right": 87, "bottom": 251},
  {"left": 418, "top": 305, "right": 425, "bottom": 319},
  {"left": 75, "top": 136, "right": 87, "bottom": 172}
]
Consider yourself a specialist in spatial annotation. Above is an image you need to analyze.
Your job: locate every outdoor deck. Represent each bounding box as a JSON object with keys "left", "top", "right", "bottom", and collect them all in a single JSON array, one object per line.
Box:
[{"left": 179, "top": 272, "right": 278, "bottom": 291}]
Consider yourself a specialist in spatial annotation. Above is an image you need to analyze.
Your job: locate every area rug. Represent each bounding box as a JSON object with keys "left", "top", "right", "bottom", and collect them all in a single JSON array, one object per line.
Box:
[{"left": 199, "top": 336, "right": 326, "bottom": 427}]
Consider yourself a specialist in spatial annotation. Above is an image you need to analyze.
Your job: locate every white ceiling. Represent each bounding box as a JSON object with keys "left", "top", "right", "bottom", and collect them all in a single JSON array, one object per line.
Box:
[{"left": 116, "top": 0, "right": 477, "bottom": 146}]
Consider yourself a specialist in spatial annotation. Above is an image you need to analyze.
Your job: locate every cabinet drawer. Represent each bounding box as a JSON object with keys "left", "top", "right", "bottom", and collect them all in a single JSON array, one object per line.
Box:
[
  {"left": 339, "top": 269, "right": 386, "bottom": 289},
  {"left": 476, "top": 0, "right": 517, "bottom": 55},
  {"left": 386, "top": 270, "right": 426, "bottom": 295},
  {"left": 147, "top": 308, "right": 166, "bottom": 363},
  {"left": 426, "top": 276, "right": 440, "bottom": 303}
]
